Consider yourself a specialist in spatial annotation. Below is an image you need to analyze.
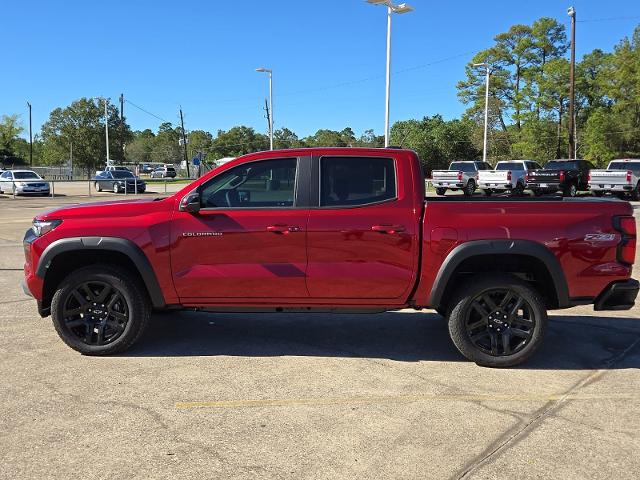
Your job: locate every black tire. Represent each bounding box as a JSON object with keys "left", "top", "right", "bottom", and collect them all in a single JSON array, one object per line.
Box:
[
  {"left": 463, "top": 179, "right": 476, "bottom": 197},
  {"left": 51, "top": 265, "right": 151, "bottom": 355},
  {"left": 563, "top": 183, "right": 577, "bottom": 197},
  {"left": 511, "top": 182, "right": 525, "bottom": 197},
  {"left": 532, "top": 189, "right": 543, "bottom": 197},
  {"left": 436, "top": 187, "right": 447, "bottom": 196},
  {"left": 95, "top": 182, "right": 102, "bottom": 192},
  {"left": 631, "top": 182, "right": 640, "bottom": 202},
  {"left": 482, "top": 189, "right": 493, "bottom": 197},
  {"left": 447, "top": 273, "right": 547, "bottom": 367},
  {"left": 592, "top": 190, "right": 604, "bottom": 197}
]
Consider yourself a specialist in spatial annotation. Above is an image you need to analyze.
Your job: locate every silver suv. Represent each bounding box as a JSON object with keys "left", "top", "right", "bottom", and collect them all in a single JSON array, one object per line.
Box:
[{"left": 431, "top": 161, "right": 493, "bottom": 196}]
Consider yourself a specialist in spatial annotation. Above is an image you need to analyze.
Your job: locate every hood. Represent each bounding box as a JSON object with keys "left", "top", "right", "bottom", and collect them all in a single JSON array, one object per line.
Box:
[{"left": 36, "top": 196, "right": 172, "bottom": 221}]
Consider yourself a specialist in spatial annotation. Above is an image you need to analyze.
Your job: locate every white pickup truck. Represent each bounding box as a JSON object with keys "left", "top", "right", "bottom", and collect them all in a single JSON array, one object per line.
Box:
[
  {"left": 588, "top": 159, "right": 640, "bottom": 200},
  {"left": 478, "top": 160, "right": 542, "bottom": 196},
  {"left": 431, "top": 160, "right": 492, "bottom": 196}
]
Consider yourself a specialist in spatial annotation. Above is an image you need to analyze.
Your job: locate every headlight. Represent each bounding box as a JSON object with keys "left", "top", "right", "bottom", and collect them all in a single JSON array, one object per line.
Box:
[
  {"left": 16, "top": 182, "right": 26, "bottom": 187},
  {"left": 32, "top": 219, "right": 62, "bottom": 237}
]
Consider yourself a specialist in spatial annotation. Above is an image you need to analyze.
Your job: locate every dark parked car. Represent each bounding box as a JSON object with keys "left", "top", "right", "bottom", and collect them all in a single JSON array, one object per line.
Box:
[
  {"left": 526, "top": 159, "right": 594, "bottom": 197},
  {"left": 93, "top": 171, "right": 146, "bottom": 193},
  {"left": 140, "top": 164, "right": 155, "bottom": 174}
]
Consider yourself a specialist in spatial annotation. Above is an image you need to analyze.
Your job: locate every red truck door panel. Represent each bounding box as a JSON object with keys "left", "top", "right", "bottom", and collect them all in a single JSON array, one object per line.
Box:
[
  {"left": 170, "top": 157, "right": 309, "bottom": 300},
  {"left": 306, "top": 155, "right": 418, "bottom": 300}
]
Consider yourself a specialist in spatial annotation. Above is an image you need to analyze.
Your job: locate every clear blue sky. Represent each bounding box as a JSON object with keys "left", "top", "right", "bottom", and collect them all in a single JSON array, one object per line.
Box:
[{"left": 3, "top": 0, "right": 639, "bottom": 140}]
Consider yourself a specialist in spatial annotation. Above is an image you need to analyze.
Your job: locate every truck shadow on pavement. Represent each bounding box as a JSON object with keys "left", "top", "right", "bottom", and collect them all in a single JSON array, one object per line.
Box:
[{"left": 125, "top": 311, "right": 640, "bottom": 369}]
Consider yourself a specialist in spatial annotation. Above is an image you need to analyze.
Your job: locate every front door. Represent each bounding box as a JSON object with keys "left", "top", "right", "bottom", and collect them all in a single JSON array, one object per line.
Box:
[
  {"left": 306, "top": 155, "right": 419, "bottom": 301},
  {"left": 171, "top": 157, "right": 310, "bottom": 302}
]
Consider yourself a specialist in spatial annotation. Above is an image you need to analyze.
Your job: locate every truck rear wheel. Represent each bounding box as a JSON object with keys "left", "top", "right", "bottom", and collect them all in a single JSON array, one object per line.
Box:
[
  {"left": 447, "top": 274, "right": 547, "bottom": 367},
  {"left": 463, "top": 179, "right": 476, "bottom": 197},
  {"left": 563, "top": 183, "right": 577, "bottom": 197},
  {"left": 482, "top": 189, "right": 492, "bottom": 197},
  {"left": 592, "top": 191, "right": 604, "bottom": 197},
  {"left": 631, "top": 182, "right": 640, "bottom": 201},
  {"left": 51, "top": 265, "right": 151, "bottom": 355},
  {"left": 436, "top": 187, "right": 447, "bottom": 196}
]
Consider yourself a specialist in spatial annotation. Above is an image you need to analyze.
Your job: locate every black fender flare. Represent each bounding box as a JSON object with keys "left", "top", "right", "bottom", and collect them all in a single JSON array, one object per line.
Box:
[
  {"left": 428, "top": 239, "right": 570, "bottom": 309},
  {"left": 37, "top": 237, "right": 166, "bottom": 308}
]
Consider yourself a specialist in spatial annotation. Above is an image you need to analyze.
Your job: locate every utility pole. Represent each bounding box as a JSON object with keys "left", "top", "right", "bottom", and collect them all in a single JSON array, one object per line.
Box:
[
  {"left": 567, "top": 6, "right": 576, "bottom": 159},
  {"left": 26, "top": 102, "right": 33, "bottom": 167},
  {"left": 179, "top": 106, "right": 190, "bottom": 178},
  {"left": 473, "top": 63, "right": 490, "bottom": 163},
  {"left": 103, "top": 98, "right": 110, "bottom": 165},
  {"left": 264, "top": 98, "right": 272, "bottom": 146},
  {"left": 119, "top": 94, "right": 125, "bottom": 162}
]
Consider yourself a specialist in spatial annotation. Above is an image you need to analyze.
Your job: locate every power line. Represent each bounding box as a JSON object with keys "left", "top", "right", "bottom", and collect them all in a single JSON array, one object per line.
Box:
[
  {"left": 125, "top": 99, "right": 172, "bottom": 124},
  {"left": 577, "top": 15, "right": 640, "bottom": 23}
]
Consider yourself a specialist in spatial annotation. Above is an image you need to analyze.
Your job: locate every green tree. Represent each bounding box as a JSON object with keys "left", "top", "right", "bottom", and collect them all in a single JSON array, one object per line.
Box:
[
  {"left": 0, "top": 114, "right": 25, "bottom": 161},
  {"left": 210, "top": 126, "right": 269, "bottom": 158},
  {"left": 40, "top": 98, "right": 131, "bottom": 174}
]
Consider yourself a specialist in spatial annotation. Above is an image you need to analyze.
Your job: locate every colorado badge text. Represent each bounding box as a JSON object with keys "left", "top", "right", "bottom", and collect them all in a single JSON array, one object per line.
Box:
[{"left": 182, "top": 232, "right": 223, "bottom": 237}]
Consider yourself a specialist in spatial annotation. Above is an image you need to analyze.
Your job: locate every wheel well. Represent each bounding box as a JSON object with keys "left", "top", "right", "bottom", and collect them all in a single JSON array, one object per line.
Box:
[
  {"left": 41, "top": 250, "right": 146, "bottom": 313},
  {"left": 437, "top": 254, "right": 559, "bottom": 311}
]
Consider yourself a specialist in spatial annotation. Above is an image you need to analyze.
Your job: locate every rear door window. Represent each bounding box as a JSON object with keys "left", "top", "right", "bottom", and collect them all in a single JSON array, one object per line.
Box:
[{"left": 320, "top": 156, "right": 396, "bottom": 207}]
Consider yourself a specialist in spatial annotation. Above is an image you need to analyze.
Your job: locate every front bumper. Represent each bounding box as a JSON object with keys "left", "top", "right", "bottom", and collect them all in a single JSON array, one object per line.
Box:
[{"left": 594, "top": 279, "right": 639, "bottom": 311}]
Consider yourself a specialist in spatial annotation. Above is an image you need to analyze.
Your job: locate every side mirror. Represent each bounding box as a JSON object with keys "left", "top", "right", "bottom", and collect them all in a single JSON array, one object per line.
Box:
[{"left": 179, "top": 191, "right": 200, "bottom": 213}]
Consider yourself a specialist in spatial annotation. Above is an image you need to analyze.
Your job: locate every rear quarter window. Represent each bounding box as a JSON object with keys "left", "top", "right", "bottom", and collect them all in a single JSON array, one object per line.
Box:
[{"left": 320, "top": 156, "right": 396, "bottom": 207}]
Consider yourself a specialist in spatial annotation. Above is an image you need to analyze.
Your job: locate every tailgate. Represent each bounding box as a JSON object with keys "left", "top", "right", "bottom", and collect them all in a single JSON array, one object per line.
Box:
[
  {"left": 432, "top": 171, "right": 460, "bottom": 181},
  {"left": 479, "top": 171, "right": 508, "bottom": 183},
  {"left": 528, "top": 170, "right": 561, "bottom": 183},
  {"left": 589, "top": 170, "right": 628, "bottom": 185}
]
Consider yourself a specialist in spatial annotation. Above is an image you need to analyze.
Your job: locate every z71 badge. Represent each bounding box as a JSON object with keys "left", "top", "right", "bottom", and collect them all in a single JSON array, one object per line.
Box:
[{"left": 584, "top": 233, "right": 617, "bottom": 242}]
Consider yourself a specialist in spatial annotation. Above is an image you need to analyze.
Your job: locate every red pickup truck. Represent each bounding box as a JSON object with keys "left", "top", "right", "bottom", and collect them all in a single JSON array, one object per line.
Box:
[{"left": 22, "top": 148, "right": 638, "bottom": 367}]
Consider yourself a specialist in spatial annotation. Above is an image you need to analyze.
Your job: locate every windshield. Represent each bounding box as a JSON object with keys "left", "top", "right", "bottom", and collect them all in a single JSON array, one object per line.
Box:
[
  {"left": 450, "top": 162, "right": 477, "bottom": 172},
  {"left": 14, "top": 172, "right": 40, "bottom": 180},
  {"left": 609, "top": 161, "right": 640, "bottom": 171},
  {"left": 495, "top": 162, "right": 523, "bottom": 171},
  {"left": 545, "top": 160, "right": 578, "bottom": 170},
  {"left": 112, "top": 171, "right": 135, "bottom": 179}
]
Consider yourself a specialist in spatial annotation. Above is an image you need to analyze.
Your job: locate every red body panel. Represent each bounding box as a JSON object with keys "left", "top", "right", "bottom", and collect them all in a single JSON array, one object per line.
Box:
[{"left": 23, "top": 147, "right": 635, "bottom": 312}]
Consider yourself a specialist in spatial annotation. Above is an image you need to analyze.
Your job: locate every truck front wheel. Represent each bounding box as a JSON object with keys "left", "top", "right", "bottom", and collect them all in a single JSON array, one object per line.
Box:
[
  {"left": 447, "top": 274, "right": 547, "bottom": 367},
  {"left": 51, "top": 265, "right": 151, "bottom": 355},
  {"left": 436, "top": 187, "right": 447, "bottom": 196}
]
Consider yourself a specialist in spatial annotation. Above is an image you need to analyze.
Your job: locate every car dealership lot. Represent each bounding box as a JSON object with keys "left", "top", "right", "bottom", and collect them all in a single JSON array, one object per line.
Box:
[{"left": 1, "top": 194, "right": 639, "bottom": 480}]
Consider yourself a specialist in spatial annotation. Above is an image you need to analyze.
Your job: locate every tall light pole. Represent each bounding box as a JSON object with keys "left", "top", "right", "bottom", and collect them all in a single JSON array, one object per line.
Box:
[
  {"left": 26, "top": 102, "right": 33, "bottom": 167},
  {"left": 366, "top": 0, "right": 414, "bottom": 147},
  {"left": 473, "top": 63, "right": 490, "bottom": 163},
  {"left": 567, "top": 6, "right": 576, "bottom": 159},
  {"left": 256, "top": 67, "right": 273, "bottom": 150},
  {"left": 96, "top": 97, "right": 111, "bottom": 165}
]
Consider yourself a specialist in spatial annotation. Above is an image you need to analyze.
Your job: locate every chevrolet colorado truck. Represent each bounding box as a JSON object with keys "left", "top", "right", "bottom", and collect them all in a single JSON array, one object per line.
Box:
[
  {"left": 478, "top": 160, "right": 541, "bottom": 196},
  {"left": 22, "top": 148, "right": 639, "bottom": 367},
  {"left": 431, "top": 160, "right": 493, "bottom": 197},
  {"left": 526, "top": 159, "right": 594, "bottom": 197},
  {"left": 588, "top": 159, "right": 640, "bottom": 200}
]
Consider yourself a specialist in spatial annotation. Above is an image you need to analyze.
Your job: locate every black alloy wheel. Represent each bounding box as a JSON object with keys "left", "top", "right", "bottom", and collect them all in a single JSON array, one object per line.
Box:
[
  {"left": 463, "top": 289, "right": 535, "bottom": 357},
  {"left": 51, "top": 265, "right": 151, "bottom": 355},
  {"left": 61, "top": 281, "right": 129, "bottom": 346},
  {"left": 447, "top": 274, "right": 547, "bottom": 367}
]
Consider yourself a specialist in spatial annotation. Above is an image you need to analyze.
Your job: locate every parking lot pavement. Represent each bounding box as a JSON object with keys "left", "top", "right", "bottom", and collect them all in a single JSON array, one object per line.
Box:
[{"left": 1, "top": 197, "right": 639, "bottom": 479}]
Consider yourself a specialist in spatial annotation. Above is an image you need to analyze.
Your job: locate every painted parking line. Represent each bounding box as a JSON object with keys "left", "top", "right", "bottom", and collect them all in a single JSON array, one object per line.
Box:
[{"left": 176, "top": 392, "right": 638, "bottom": 409}]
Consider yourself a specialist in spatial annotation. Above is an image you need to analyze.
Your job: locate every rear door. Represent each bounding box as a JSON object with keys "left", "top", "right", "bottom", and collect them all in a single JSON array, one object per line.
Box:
[
  {"left": 306, "top": 154, "right": 419, "bottom": 301},
  {"left": 170, "top": 156, "right": 311, "bottom": 301}
]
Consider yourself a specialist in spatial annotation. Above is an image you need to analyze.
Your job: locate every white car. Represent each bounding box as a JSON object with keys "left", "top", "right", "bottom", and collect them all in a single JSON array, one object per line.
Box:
[
  {"left": 0, "top": 170, "right": 50, "bottom": 196},
  {"left": 478, "top": 160, "right": 541, "bottom": 196},
  {"left": 588, "top": 159, "right": 640, "bottom": 200}
]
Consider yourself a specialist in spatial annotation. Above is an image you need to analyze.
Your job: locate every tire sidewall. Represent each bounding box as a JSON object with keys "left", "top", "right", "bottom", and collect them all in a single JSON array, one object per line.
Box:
[
  {"left": 448, "top": 275, "right": 548, "bottom": 367},
  {"left": 51, "top": 267, "right": 147, "bottom": 355}
]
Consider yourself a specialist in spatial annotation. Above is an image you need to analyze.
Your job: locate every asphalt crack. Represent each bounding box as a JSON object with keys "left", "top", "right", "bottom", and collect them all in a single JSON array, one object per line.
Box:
[{"left": 452, "top": 334, "right": 640, "bottom": 480}]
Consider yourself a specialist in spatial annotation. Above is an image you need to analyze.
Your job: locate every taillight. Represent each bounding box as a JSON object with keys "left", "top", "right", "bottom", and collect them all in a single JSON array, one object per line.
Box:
[
  {"left": 559, "top": 170, "right": 565, "bottom": 183},
  {"left": 525, "top": 173, "right": 529, "bottom": 183},
  {"left": 457, "top": 171, "right": 463, "bottom": 181},
  {"left": 507, "top": 171, "right": 512, "bottom": 181},
  {"left": 614, "top": 216, "right": 637, "bottom": 265},
  {"left": 626, "top": 171, "right": 632, "bottom": 183},
  {"left": 588, "top": 172, "right": 591, "bottom": 182}
]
